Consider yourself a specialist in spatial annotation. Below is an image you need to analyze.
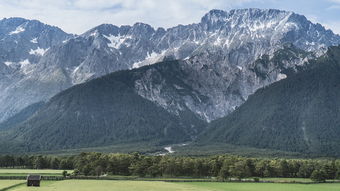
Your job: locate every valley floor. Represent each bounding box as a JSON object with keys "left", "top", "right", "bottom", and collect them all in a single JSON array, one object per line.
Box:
[{"left": 1, "top": 180, "right": 340, "bottom": 191}]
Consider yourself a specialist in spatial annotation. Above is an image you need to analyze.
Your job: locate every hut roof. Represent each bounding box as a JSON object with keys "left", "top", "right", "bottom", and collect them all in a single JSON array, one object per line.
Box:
[{"left": 27, "top": 175, "right": 41, "bottom": 180}]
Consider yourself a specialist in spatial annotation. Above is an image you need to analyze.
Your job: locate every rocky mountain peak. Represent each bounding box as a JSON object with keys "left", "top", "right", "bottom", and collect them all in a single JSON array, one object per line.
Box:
[
  {"left": 201, "top": 8, "right": 292, "bottom": 28},
  {"left": 0, "top": 17, "right": 70, "bottom": 38},
  {"left": 82, "top": 24, "right": 120, "bottom": 37}
]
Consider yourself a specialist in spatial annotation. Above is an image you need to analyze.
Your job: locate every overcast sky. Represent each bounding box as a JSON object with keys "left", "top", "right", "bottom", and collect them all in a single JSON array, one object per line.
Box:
[{"left": 0, "top": 0, "right": 339, "bottom": 34}]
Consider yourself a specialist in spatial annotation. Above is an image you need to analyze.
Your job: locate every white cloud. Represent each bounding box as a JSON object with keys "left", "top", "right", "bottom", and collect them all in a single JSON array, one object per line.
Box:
[
  {"left": 327, "top": 0, "right": 340, "bottom": 9},
  {"left": 327, "top": 4, "right": 340, "bottom": 10},
  {"left": 0, "top": 0, "right": 256, "bottom": 34}
]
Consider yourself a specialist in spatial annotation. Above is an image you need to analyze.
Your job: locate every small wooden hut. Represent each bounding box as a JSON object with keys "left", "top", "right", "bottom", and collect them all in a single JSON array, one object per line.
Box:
[{"left": 27, "top": 174, "right": 41, "bottom": 187}]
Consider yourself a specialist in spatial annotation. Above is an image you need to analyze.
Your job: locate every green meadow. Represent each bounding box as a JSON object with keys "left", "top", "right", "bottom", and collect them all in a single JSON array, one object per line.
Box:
[
  {"left": 0, "top": 180, "right": 25, "bottom": 189},
  {"left": 183, "top": 182, "right": 340, "bottom": 191},
  {"left": 0, "top": 180, "right": 339, "bottom": 191},
  {"left": 0, "top": 169, "right": 339, "bottom": 191}
]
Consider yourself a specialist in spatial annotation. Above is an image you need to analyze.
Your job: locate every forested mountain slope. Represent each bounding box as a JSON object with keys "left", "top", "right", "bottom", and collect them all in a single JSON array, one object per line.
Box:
[
  {"left": 0, "top": 61, "right": 205, "bottom": 153},
  {"left": 199, "top": 46, "right": 340, "bottom": 156}
]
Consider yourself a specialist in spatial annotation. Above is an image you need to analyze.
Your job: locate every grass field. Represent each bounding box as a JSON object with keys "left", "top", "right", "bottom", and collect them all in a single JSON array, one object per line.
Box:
[
  {"left": 0, "top": 169, "right": 339, "bottom": 191},
  {"left": 0, "top": 180, "right": 338, "bottom": 191},
  {"left": 0, "top": 169, "right": 71, "bottom": 177},
  {"left": 0, "top": 180, "right": 25, "bottom": 189},
  {"left": 184, "top": 182, "right": 340, "bottom": 191}
]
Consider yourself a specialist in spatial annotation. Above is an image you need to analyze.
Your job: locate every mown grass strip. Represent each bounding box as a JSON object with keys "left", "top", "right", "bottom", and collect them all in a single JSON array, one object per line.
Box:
[{"left": 0, "top": 182, "right": 25, "bottom": 191}]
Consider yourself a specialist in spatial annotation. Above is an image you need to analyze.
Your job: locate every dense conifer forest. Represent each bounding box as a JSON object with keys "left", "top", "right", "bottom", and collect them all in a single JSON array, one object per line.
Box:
[{"left": 0, "top": 153, "right": 339, "bottom": 182}]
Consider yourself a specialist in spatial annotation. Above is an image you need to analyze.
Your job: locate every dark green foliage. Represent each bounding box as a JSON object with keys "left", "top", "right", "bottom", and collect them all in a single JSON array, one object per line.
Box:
[
  {"left": 0, "top": 61, "right": 205, "bottom": 153},
  {"left": 51, "top": 158, "right": 60, "bottom": 169},
  {"left": 229, "top": 160, "right": 252, "bottom": 180},
  {"left": 69, "top": 152, "right": 340, "bottom": 179},
  {"left": 34, "top": 156, "right": 48, "bottom": 169},
  {"left": 0, "top": 155, "right": 74, "bottom": 169},
  {"left": 218, "top": 164, "right": 230, "bottom": 181},
  {"left": 310, "top": 169, "right": 327, "bottom": 182},
  {"left": 200, "top": 46, "right": 340, "bottom": 157},
  {"left": 62, "top": 170, "right": 68, "bottom": 177},
  {"left": 0, "top": 153, "right": 340, "bottom": 182}
]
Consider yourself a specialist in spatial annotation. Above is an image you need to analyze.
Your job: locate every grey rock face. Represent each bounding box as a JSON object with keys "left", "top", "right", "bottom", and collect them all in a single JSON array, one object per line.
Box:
[
  {"left": 134, "top": 45, "right": 314, "bottom": 121},
  {"left": 0, "top": 18, "right": 73, "bottom": 122},
  {"left": 1, "top": 9, "right": 340, "bottom": 123}
]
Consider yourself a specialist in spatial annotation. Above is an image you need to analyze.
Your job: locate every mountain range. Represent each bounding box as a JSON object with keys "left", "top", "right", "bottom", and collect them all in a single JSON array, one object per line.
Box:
[
  {"left": 0, "top": 8, "right": 340, "bottom": 156},
  {"left": 1, "top": 8, "right": 340, "bottom": 123}
]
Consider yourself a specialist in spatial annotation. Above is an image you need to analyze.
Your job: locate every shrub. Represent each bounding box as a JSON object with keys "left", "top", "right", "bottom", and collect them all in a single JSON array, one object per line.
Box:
[{"left": 311, "top": 170, "right": 327, "bottom": 182}]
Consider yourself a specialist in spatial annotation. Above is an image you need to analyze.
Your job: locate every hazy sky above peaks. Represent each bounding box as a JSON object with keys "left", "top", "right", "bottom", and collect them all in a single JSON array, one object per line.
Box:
[{"left": 0, "top": 0, "right": 339, "bottom": 34}]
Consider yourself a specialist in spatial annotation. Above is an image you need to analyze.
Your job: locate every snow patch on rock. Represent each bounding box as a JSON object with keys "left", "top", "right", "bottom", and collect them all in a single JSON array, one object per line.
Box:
[
  {"left": 9, "top": 26, "right": 25, "bottom": 35},
  {"left": 3, "top": 61, "right": 14, "bottom": 66},
  {"left": 29, "top": 47, "right": 48, "bottom": 56},
  {"left": 30, "top": 38, "right": 38, "bottom": 43},
  {"left": 277, "top": 73, "right": 287, "bottom": 80},
  {"left": 104, "top": 34, "right": 131, "bottom": 49},
  {"left": 19, "top": 59, "right": 30, "bottom": 67},
  {"left": 132, "top": 50, "right": 166, "bottom": 68}
]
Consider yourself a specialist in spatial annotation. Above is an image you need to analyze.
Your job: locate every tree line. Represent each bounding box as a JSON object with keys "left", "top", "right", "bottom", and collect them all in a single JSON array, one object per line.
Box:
[
  {"left": 1, "top": 153, "right": 339, "bottom": 182},
  {"left": 0, "top": 155, "right": 74, "bottom": 169}
]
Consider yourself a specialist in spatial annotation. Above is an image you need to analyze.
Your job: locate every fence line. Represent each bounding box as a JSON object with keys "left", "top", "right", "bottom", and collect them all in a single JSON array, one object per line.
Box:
[{"left": 0, "top": 176, "right": 64, "bottom": 180}]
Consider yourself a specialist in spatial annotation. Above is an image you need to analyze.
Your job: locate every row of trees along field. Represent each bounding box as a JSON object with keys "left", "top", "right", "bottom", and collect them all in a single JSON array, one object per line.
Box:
[
  {"left": 1, "top": 153, "right": 340, "bottom": 182},
  {"left": 0, "top": 155, "right": 74, "bottom": 169}
]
